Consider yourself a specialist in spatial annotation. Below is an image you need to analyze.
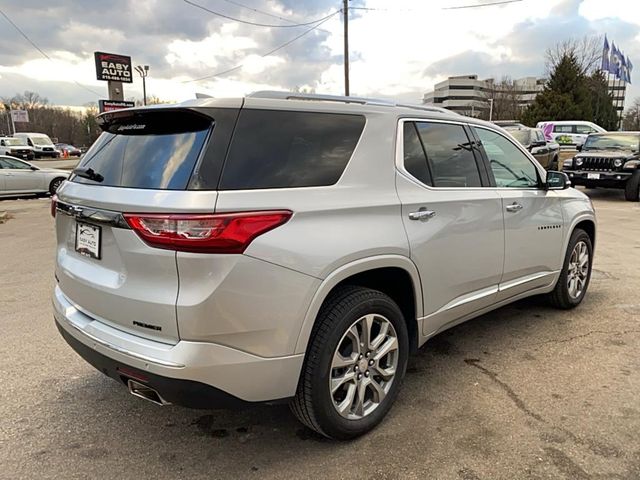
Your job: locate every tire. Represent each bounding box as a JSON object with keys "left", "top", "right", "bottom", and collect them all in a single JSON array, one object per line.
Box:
[
  {"left": 548, "top": 228, "right": 593, "bottom": 309},
  {"left": 290, "top": 285, "right": 409, "bottom": 440},
  {"left": 624, "top": 171, "right": 640, "bottom": 202},
  {"left": 49, "top": 177, "right": 65, "bottom": 195}
]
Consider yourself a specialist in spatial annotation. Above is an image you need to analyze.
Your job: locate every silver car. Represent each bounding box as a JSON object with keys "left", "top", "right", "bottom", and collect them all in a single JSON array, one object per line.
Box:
[
  {"left": 0, "top": 156, "right": 68, "bottom": 197},
  {"left": 52, "top": 92, "right": 596, "bottom": 439}
]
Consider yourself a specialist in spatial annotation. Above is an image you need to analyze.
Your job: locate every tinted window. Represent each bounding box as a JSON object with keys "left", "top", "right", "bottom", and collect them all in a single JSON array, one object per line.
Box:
[
  {"left": 73, "top": 110, "right": 211, "bottom": 190},
  {"left": 475, "top": 127, "right": 539, "bottom": 188},
  {"left": 415, "top": 122, "right": 481, "bottom": 188},
  {"left": 403, "top": 122, "right": 431, "bottom": 185},
  {"left": 554, "top": 125, "right": 573, "bottom": 133},
  {"left": 220, "top": 110, "right": 365, "bottom": 190}
]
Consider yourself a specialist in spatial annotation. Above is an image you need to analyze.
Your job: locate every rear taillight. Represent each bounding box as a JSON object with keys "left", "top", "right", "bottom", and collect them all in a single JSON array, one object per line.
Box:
[
  {"left": 123, "top": 211, "right": 292, "bottom": 254},
  {"left": 50, "top": 194, "right": 57, "bottom": 218}
]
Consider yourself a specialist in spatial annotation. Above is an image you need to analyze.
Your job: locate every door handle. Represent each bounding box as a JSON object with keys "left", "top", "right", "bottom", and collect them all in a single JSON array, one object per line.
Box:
[
  {"left": 505, "top": 202, "right": 523, "bottom": 213},
  {"left": 409, "top": 209, "right": 436, "bottom": 221}
]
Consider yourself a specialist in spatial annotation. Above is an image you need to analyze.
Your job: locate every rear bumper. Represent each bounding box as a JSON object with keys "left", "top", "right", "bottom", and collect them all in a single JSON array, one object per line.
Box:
[
  {"left": 566, "top": 170, "right": 631, "bottom": 188},
  {"left": 53, "top": 285, "right": 303, "bottom": 407}
]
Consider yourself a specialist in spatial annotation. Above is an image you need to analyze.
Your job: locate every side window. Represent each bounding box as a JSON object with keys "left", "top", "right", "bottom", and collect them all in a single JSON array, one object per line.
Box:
[
  {"left": 2, "top": 158, "right": 30, "bottom": 169},
  {"left": 402, "top": 122, "right": 431, "bottom": 186},
  {"left": 27, "top": 139, "right": 33, "bottom": 146},
  {"left": 535, "top": 130, "right": 545, "bottom": 143},
  {"left": 220, "top": 110, "right": 365, "bottom": 190},
  {"left": 475, "top": 128, "right": 539, "bottom": 188},
  {"left": 415, "top": 122, "right": 482, "bottom": 188},
  {"left": 575, "top": 125, "right": 594, "bottom": 134},
  {"left": 0, "top": 140, "right": 5, "bottom": 146},
  {"left": 554, "top": 125, "right": 574, "bottom": 133}
]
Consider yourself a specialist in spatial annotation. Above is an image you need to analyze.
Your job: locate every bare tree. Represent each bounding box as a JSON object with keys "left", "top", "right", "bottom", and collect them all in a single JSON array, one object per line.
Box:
[
  {"left": 622, "top": 97, "right": 640, "bottom": 130},
  {"left": 4, "top": 91, "right": 49, "bottom": 109},
  {"left": 480, "top": 76, "right": 523, "bottom": 121},
  {"left": 545, "top": 35, "right": 603, "bottom": 76}
]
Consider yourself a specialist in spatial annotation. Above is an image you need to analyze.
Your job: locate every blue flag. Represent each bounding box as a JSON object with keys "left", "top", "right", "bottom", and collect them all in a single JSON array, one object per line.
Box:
[
  {"left": 602, "top": 36, "right": 610, "bottom": 72},
  {"left": 627, "top": 56, "right": 633, "bottom": 84},
  {"left": 620, "top": 53, "right": 628, "bottom": 82},
  {"left": 610, "top": 42, "right": 620, "bottom": 78}
]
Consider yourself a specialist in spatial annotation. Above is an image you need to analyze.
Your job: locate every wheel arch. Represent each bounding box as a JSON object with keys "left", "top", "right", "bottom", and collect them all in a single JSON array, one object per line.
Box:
[{"left": 294, "top": 255, "right": 423, "bottom": 356}]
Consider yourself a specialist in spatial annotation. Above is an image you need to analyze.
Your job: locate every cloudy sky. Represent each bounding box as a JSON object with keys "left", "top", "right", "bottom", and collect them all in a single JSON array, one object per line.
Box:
[{"left": 0, "top": 0, "right": 638, "bottom": 107}]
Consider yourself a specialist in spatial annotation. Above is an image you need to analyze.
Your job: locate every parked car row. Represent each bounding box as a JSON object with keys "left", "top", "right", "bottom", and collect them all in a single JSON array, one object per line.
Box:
[
  {"left": 0, "top": 156, "right": 69, "bottom": 197},
  {"left": 0, "top": 132, "right": 84, "bottom": 161}
]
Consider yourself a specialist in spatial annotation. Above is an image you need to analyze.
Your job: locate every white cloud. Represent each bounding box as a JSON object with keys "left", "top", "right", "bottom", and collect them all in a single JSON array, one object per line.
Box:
[{"left": 1, "top": 0, "right": 638, "bottom": 106}]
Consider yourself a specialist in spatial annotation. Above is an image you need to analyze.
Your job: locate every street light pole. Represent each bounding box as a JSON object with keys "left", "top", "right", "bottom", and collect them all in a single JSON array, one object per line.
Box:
[
  {"left": 488, "top": 98, "right": 494, "bottom": 121},
  {"left": 135, "top": 65, "right": 150, "bottom": 106}
]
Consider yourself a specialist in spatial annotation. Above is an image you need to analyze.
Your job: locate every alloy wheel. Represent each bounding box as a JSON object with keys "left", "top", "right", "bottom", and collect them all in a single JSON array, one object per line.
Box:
[
  {"left": 329, "top": 313, "right": 399, "bottom": 420},
  {"left": 567, "top": 240, "right": 589, "bottom": 299}
]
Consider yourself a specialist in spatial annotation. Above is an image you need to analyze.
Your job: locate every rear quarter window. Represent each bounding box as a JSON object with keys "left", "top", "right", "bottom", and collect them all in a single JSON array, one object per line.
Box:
[{"left": 219, "top": 109, "right": 365, "bottom": 190}]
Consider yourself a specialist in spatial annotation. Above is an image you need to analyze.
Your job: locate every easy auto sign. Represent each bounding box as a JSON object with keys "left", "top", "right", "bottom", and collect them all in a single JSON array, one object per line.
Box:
[{"left": 94, "top": 52, "right": 133, "bottom": 83}]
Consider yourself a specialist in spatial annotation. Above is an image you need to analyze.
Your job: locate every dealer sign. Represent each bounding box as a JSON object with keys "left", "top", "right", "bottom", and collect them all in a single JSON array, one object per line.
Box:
[{"left": 94, "top": 51, "right": 133, "bottom": 83}]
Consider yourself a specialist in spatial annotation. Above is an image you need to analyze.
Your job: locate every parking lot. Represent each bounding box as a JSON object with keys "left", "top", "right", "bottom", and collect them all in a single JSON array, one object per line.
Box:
[{"left": 1, "top": 189, "right": 639, "bottom": 480}]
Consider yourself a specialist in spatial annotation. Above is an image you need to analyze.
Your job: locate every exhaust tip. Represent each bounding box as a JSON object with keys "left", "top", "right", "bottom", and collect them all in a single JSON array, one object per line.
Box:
[{"left": 127, "top": 379, "right": 171, "bottom": 406}]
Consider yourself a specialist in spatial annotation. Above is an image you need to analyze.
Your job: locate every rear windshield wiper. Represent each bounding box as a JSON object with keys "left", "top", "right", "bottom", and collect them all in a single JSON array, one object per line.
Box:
[{"left": 73, "top": 167, "right": 104, "bottom": 183}]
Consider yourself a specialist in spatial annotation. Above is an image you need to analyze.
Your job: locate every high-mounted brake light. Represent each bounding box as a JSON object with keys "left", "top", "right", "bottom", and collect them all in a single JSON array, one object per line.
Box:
[
  {"left": 50, "top": 194, "right": 57, "bottom": 218},
  {"left": 123, "top": 211, "right": 292, "bottom": 254}
]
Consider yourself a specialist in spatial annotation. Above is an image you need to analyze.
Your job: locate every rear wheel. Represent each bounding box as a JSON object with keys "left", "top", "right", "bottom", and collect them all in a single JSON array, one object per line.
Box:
[
  {"left": 624, "top": 171, "right": 640, "bottom": 202},
  {"left": 291, "top": 286, "right": 409, "bottom": 439},
  {"left": 49, "top": 177, "right": 65, "bottom": 195},
  {"left": 548, "top": 228, "right": 592, "bottom": 309}
]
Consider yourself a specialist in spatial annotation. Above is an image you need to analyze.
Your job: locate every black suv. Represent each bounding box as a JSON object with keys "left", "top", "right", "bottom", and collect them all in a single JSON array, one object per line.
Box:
[{"left": 563, "top": 132, "right": 640, "bottom": 201}]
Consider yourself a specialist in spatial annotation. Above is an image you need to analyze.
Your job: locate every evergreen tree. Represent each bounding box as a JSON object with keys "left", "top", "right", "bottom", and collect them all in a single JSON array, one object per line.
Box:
[
  {"left": 587, "top": 70, "right": 618, "bottom": 130},
  {"left": 521, "top": 53, "right": 616, "bottom": 128}
]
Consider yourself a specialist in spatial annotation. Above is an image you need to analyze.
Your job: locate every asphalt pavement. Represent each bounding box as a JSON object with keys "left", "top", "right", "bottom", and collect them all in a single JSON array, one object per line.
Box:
[{"left": 1, "top": 189, "right": 639, "bottom": 479}]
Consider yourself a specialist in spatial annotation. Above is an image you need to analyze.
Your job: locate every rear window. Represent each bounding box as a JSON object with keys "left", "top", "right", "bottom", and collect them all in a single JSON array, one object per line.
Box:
[
  {"left": 73, "top": 110, "right": 211, "bottom": 190},
  {"left": 219, "top": 109, "right": 365, "bottom": 190}
]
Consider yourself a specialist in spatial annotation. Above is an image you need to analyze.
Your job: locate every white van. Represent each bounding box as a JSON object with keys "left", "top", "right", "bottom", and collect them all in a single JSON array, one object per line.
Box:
[
  {"left": 0, "top": 136, "right": 34, "bottom": 160},
  {"left": 13, "top": 132, "right": 59, "bottom": 158},
  {"left": 536, "top": 121, "right": 606, "bottom": 149}
]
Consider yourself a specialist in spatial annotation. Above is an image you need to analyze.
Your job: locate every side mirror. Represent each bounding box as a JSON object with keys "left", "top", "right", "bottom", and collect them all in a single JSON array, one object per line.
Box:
[
  {"left": 546, "top": 171, "right": 571, "bottom": 190},
  {"left": 530, "top": 140, "right": 545, "bottom": 148},
  {"left": 576, "top": 144, "right": 583, "bottom": 152}
]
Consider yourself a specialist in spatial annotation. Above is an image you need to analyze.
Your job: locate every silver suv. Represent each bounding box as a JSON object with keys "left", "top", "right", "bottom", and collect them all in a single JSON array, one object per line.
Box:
[{"left": 52, "top": 92, "right": 596, "bottom": 439}]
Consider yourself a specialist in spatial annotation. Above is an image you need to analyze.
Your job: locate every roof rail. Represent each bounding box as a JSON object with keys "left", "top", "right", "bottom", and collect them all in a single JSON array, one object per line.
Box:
[
  {"left": 396, "top": 103, "right": 461, "bottom": 115},
  {"left": 247, "top": 91, "right": 460, "bottom": 116},
  {"left": 248, "top": 90, "right": 395, "bottom": 107}
]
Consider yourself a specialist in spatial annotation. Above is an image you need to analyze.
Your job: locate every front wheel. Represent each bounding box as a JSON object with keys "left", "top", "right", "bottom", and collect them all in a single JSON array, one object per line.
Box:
[
  {"left": 624, "top": 171, "right": 640, "bottom": 202},
  {"left": 49, "top": 177, "right": 65, "bottom": 195},
  {"left": 548, "top": 228, "right": 593, "bottom": 309},
  {"left": 291, "top": 286, "right": 409, "bottom": 440}
]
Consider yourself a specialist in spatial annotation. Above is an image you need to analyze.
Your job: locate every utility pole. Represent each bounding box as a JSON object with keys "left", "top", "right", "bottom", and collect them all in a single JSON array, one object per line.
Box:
[{"left": 343, "top": 0, "right": 349, "bottom": 96}]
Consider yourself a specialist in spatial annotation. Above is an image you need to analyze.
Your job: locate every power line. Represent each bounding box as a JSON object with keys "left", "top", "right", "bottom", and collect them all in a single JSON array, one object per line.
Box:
[
  {"left": 216, "top": 0, "right": 331, "bottom": 34},
  {"left": 443, "top": 0, "right": 523, "bottom": 10},
  {"left": 183, "top": 10, "right": 340, "bottom": 83},
  {"left": 183, "top": 0, "right": 338, "bottom": 28},
  {"left": 0, "top": 9, "right": 102, "bottom": 98}
]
